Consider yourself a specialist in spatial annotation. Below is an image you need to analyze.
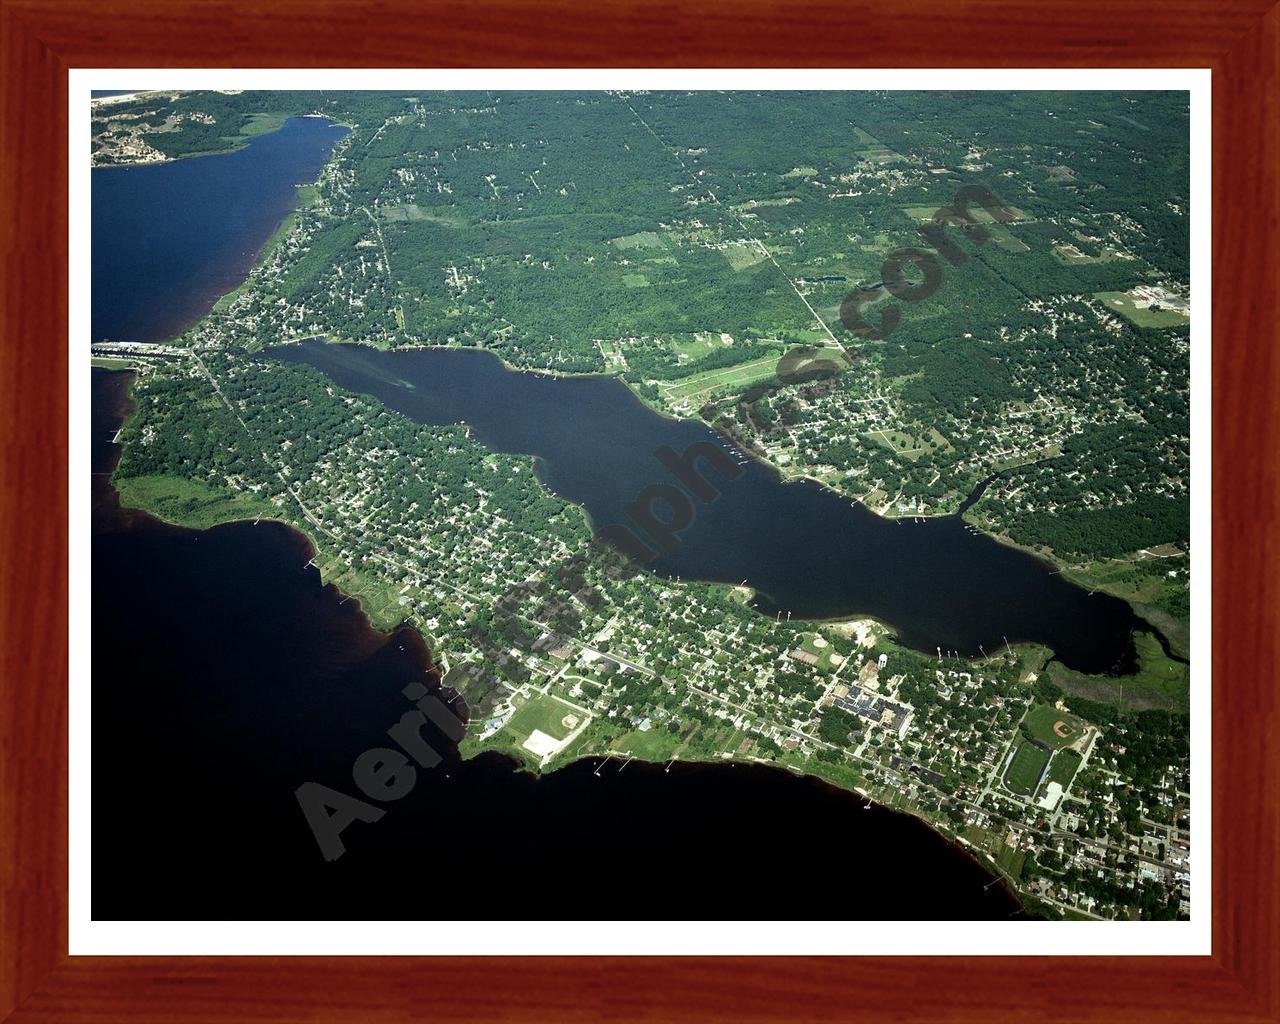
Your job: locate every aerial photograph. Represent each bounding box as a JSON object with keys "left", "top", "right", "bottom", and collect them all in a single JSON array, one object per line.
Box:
[{"left": 89, "top": 87, "right": 1192, "bottom": 923}]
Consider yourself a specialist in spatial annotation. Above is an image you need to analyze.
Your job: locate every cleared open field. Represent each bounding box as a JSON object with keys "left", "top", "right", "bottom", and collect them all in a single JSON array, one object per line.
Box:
[
  {"left": 901, "top": 203, "right": 1030, "bottom": 223},
  {"left": 863, "top": 426, "right": 936, "bottom": 461},
  {"left": 1054, "top": 238, "right": 1128, "bottom": 264},
  {"left": 312, "top": 556, "right": 408, "bottom": 632},
  {"left": 659, "top": 354, "right": 782, "bottom": 403},
  {"left": 722, "top": 241, "right": 767, "bottom": 271},
  {"left": 610, "top": 230, "right": 667, "bottom": 251},
  {"left": 381, "top": 204, "right": 466, "bottom": 226},
  {"left": 609, "top": 725, "right": 681, "bottom": 760},
  {"left": 671, "top": 333, "right": 730, "bottom": 362},
  {"left": 994, "top": 841, "right": 1027, "bottom": 880},
  {"left": 1095, "top": 291, "right": 1190, "bottom": 328},
  {"left": 849, "top": 127, "right": 904, "bottom": 164},
  {"left": 901, "top": 205, "right": 1029, "bottom": 251}
]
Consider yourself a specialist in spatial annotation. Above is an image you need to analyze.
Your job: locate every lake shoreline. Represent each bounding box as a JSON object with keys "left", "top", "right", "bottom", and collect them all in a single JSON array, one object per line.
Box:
[
  {"left": 262, "top": 335, "right": 1185, "bottom": 663},
  {"left": 468, "top": 745, "right": 1031, "bottom": 917},
  {"left": 268, "top": 340, "right": 1153, "bottom": 675}
]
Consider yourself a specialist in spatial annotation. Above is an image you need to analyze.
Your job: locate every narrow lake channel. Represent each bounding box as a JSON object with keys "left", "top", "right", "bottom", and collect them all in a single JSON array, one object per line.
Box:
[{"left": 268, "top": 341, "right": 1148, "bottom": 676}]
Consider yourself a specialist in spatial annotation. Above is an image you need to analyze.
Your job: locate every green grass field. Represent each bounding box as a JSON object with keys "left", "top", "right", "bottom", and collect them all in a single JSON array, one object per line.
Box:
[
  {"left": 1095, "top": 291, "right": 1190, "bottom": 328},
  {"left": 722, "top": 241, "right": 767, "bottom": 271},
  {"left": 609, "top": 725, "right": 681, "bottom": 760},
  {"left": 381, "top": 204, "right": 467, "bottom": 226},
  {"left": 610, "top": 230, "right": 667, "bottom": 251},
  {"left": 732, "top": 197, "right": 799, "bottom": 212},
  {"left": 1054, "top": 239, "right": 1127, "bottom": 265},
  {"left": 1046, "top": 749, "right": 1083, "bottom": 789},
  {"left": 1021, "top": 704, "right": 1087, "bottom": 750},
  {"left": 902, "top": 205, "right": 945, "bottom": 223},
  {"left": 502, "top": 693, "right": 584, "bottom": 744},
  {"left": 983, "top": 221, "right": 1030, "bottom": 252},
  {"left": 994, "top": 840, "right": 1027, "bottom": 880},
  {"left": 850, "top": 126, "right": 880, "bottom": 146},
  {"left": 1061, "top": 549, "right": 1188, "bottom": 611},
  {"left": 671, "top": 333, "right": 729, "bottom": 362},
  {"left": 114, "top": 474, "right": 277, "bottom": 531},
  {"left": 1054, "top": 243, "right": 1097, "bottom": 264},
  {"left": 845, "top": 127, "right": 904, "bottom": 164},
  {"left": 798, "top": 634, "right": 844, "bottom": 672},
  {"left": 863, "top": 427, "right": 935, "bottom": 462},
  {"left": 660, "top": 354, "right": 782, "bottom": 403},
  {"left": 1003, "top": 740, "right": 1051, "bottom": 795},
  {"left": 236, "top": 112, "right": 289, "bottom": 141},
  {"left": 902, "top": 206, "right": 1029, "bottom": 251},
  {"left": 903, "top": 203, "right": 1030, "bottom": 223}
]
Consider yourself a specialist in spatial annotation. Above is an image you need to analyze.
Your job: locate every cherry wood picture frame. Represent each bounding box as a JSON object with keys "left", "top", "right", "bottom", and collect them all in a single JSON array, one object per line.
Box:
[{"left": 2, "top": 1, "right": 1276, "bottom": 1020}]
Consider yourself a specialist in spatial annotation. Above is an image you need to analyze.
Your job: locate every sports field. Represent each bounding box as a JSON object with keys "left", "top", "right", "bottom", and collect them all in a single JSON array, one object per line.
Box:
[
  {"left": 797, "top": 634, "right": 844, "bottom": 672},
  {"left": 1021, "top": 703, "right": 1088, "bottom": 750},
  {"left": 1003, "top": 740, "right": 1051, "bottom": 796},
  {"left": 502, "top": 693, "right": 584, "bottom": 744}
]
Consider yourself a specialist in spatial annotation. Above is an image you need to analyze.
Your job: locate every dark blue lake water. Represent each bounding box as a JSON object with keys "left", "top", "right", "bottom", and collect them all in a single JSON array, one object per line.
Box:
[
  {"left": 268, "top": 342, "right": 1148, "bottom": 675},
  {"left": 91, "top": 116, "right": 347, "bottom": 343}
]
